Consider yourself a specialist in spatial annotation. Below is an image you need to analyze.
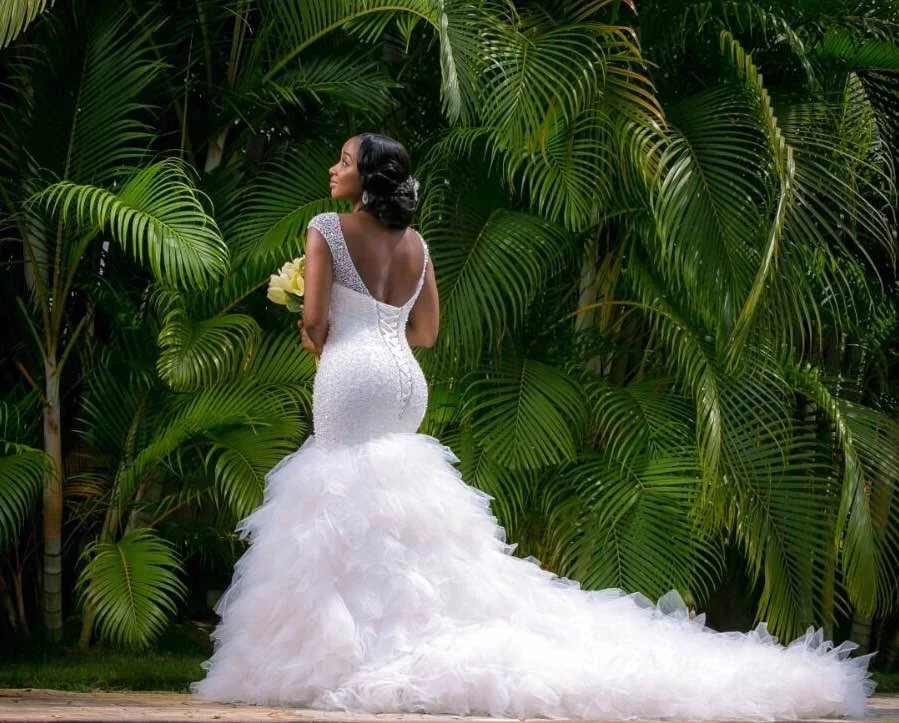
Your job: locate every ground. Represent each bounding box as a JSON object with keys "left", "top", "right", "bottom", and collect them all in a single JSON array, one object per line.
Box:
[{"left": 0, "top": 689, "right": 897, "bottom": 723}]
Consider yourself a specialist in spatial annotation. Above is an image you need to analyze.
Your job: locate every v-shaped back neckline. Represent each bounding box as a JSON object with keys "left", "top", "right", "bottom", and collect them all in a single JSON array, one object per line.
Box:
[{"left": 334, "top": 212, "right": 427, "bottom": 311}]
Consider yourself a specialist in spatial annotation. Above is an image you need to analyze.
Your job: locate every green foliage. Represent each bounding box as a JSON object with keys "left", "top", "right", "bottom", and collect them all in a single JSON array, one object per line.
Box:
[
  {"left": 0, "top": 0, "right": 897, "bottom": 653},
  {"left": 546, "top": 449, "right": 721, "bottom": 601},
  {"left": 0, "top": 0, "right": 54, "bottom": 49},
  {"left": 427, "top": 204, "right": 573, "bottom": 369},
  {"left": 34, "top": 159, "right": 229, "bottom": 290},
  {"left": 76, "top": 529, "right": 188, "bottom": 648},
  {"left": 461, "top": 357, "right": 586, "bottom": 469},
  {"left": 0, "top": 399, "right": 50, "bottom": 548}
]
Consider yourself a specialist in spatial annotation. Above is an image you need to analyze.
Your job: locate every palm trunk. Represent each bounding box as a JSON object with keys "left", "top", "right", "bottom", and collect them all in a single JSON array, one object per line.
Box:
[
  {"left": 576, "top": 227, "right": 601, "bottom": 374},
  {"left": 882, "top": 621, "right": 899, "bottom": 670},
  {"left": 204, "top": 126, "right": 230, "bottom": 172},
  {"left": 78, "top": 601, "right": 97, "bottom": 648},
  {"left": 849, "top": 613, "right": 873, "bottom": 654},
  {"left": 14, "top": 566, "right": 29, "bottom": 634},
  {"left": 41, "top": 354, "right": 64, "bottom": 640},
  {"left": 0, "top": 574, "right": 18, "bottom": 631}
]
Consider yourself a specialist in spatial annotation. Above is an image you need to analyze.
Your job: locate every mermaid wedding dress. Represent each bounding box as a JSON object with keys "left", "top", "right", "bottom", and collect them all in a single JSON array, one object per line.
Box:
[{"left": 189, "top": 211, "right": 875, "bottom": 720}]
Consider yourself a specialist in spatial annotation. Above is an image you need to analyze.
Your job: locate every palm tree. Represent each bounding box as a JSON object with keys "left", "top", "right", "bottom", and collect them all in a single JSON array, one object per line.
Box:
[
  {"left": 65, "top": 311, "right": 314, "bottom": 647},
  {"left": 634, "top": 0, "right": 899, "bottom": 641},
  {"left": 1, "top": 4, "right": 229, "bottom": 637},
  {"left": 0, "top": 0, "right": 896, "bottom": 654},
  {"left": 423, "top": 0, "right": 899, "bottom": 640}
]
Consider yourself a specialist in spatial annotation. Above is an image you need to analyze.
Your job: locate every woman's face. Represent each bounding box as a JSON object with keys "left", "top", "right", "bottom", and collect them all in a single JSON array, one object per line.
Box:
[{"left": 328, "top": 136, "right": 362, "bottom": 201}]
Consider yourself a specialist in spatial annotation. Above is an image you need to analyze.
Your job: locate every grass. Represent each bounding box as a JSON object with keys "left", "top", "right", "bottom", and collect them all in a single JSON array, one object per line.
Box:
[
  {"left": 876, "top": 673, "right": 899, "bottom": 694},
  {"left": 0, "top": 620, "right": 212, "bottom": 693},
  {"left": 1, "top": 620, "right": 898, "bottom": 695},
  {"left": 0, "top": 650, "right": 208, "bottom": 692},
  {"left": 2, "top": 664, "right": 898, "bottom": 696}
]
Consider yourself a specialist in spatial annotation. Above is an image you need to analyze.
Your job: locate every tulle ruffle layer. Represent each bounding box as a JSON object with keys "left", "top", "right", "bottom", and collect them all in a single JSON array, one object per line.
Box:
[{"left": 189, "top": 432, "right": 875, "bottom": 720}]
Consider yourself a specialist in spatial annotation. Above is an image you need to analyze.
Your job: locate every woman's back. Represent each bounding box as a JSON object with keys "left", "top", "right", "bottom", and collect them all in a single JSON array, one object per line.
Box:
[{"left": 336, "top": 211, "right": 428, "bottom": 309}]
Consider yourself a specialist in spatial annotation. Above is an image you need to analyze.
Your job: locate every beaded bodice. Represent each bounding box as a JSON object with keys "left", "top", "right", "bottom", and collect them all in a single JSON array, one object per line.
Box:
[{"left": 308, "top": 212, "right": 430, "bottom": 447}]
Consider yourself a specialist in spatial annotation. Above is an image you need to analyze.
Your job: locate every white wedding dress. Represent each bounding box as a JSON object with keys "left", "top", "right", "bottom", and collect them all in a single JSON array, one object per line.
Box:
[{"left": 189, "top": 211, "right": 875, "bottom": 720}]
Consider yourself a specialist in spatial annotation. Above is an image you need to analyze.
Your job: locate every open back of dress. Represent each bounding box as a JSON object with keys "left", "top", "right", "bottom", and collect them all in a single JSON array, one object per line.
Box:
[{"left": 304, "top": 212, "right": 430, "bottom": 446}]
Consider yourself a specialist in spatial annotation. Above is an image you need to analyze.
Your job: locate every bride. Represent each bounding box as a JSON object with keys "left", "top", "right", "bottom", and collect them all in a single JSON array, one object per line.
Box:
[{"left": 189, "top": 133, "right": 875, "bottom": 720}]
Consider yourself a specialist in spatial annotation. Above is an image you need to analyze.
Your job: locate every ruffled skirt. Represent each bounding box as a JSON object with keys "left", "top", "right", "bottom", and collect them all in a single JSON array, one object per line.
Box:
[{"left": 189, "top": 432, "right": 875, "bottom": 720}]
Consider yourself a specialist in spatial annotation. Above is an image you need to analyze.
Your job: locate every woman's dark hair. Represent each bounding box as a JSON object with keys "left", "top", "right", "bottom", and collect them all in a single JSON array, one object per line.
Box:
[{"left": 356, "top": 133, "right": 420, "bottom": 229}]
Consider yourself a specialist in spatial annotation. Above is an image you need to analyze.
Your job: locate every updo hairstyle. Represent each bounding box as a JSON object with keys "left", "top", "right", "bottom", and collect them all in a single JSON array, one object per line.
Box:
[{"left": 356, "top": 133, "right": 420, "bottom": 229}]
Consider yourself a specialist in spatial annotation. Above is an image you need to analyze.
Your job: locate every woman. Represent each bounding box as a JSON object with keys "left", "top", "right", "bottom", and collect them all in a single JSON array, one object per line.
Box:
[{"left": 189, "top": 133, "right": 874, "bottom": 720}]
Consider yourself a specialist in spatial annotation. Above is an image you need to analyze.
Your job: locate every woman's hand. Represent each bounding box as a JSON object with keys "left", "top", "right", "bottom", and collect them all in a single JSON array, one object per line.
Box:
[{"left": 298, "top": 318, "right": 322, "bottom": 366}]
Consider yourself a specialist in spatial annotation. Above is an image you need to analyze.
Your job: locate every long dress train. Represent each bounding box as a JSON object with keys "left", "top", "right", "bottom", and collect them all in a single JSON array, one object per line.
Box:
[{"left": 189, "top": 211, "right": 875, "bottom": 720}]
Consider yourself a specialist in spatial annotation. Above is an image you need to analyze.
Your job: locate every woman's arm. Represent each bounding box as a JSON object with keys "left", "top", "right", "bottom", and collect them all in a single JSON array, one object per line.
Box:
[
  {"left": 406, "top": 254, "right": 439, "bottom": 348},
  {"left": 298, "top": 226, "right": 333, "bottom": 356}
]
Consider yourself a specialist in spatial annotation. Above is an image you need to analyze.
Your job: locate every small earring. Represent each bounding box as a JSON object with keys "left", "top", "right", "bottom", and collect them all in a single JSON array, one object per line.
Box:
[{"left": 362, "top": 190, "right": 370, "bottom": 205}]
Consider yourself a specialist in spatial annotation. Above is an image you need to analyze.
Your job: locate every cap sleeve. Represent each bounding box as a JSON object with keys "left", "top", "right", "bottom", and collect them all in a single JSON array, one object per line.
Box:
[{"left": 307, "top": 212, "right": 339, "bottom": 258}]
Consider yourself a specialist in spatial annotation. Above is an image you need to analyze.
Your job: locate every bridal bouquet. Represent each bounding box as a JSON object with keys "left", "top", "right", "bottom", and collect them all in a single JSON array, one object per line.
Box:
[
  {"left": 268, "top": 256, "right": 320, "bottom": 368},
  {"left": 267, "top": 256, "right": 306, "bottom": 311}
]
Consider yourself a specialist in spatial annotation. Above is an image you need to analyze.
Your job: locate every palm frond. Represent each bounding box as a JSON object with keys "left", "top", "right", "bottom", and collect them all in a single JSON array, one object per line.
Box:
[
  {"left": 729, "top": 423, "right": 839, "bottom": 639},
  {"left": 77, "top": 364, "right": 152, "bottom": 460},
  {"left": 788, "top": 363, "right": 899, "bottom": 616},
  {"left": 207, "top": 421, "right": 306, "bottom": 520},
  {"left": 33, "top": 157, "right": 229, "bottom": 289},
  {"left": 447, "top": 426, "right": 538, "bottom": 543},
  {"left": 428, "top": 206, "right": 573, "bottom": 368},
  {"left": 111, "top": 382, "right": 273, "bottom": 507},
  {"left": 718, "top": 31, "right": 795, "bottom": 366},
  {"left": 259, "top": 53, "right": 398, "bottom": 114},
  {"left": 154, "top": 290, "right": 262, "bottom": 392},
  {"left": 761, "top": 72, "right": 896, "bottom": 350},
  {"left": 651, "top": 85, "right": 772, "bottom": 334},
  {"left": 505, "top": 108, "right": 616, "bottom": 231},
  {"left": 20, "top": 3, "right": 164, "bottom": 185},
  {"left": 202, "top": 332, "right": 315, "bottom": 518},
  {"left": 590, "top": 377, "right": 695, "bottom": 464},
  {"left": 76, "top": 528, "right": 187, "bottom": 648},
  {"left": 63, "top": 5, "right": 164, "bottom": 184},
  {"left": 816, "top": 27, "right": 899, "bottom": 73},
  {"left": 0, "top": 0, "right": 54, "bottom": 49},
  {"left": 0, "top": 402, "right": 49, "bottom": 547},
  {"left": 185, "top": 143, "right": 335, "bottom": 316},
  {"left": 242, "top": 331, "right": 317, "bottom": 391},
  {"left": 541, "top": 449, "right": 723, "bottom": 603},
  {"left": 625, "top": 257, "right": 726, "bottom": 497},
  {"left": 264, "top": 0, "right": 486, "bottom": 123},
  {"left": 225, "top": 143, "right": 334, "bottom": 266},
  {"left": 641, "top": 1, "right": 815, "bottom": 87},
  {"left": 778, "top": 74, "right": 895, "bottom": 279},
  {"left": 479, "top": 21, "right": 604, "bottom": 149},
  {"left": 461, "top": 357, "right": 586, "bottom": 470}
]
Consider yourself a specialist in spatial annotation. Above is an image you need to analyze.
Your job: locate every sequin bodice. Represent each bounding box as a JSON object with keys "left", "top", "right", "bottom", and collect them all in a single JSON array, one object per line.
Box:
[{"left": 308, "top": 212, "right": 430, "bottom": 447}]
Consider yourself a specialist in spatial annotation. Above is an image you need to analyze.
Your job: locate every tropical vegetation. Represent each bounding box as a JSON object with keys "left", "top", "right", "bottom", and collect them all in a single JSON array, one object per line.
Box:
[{"left": 1, "top": 0, "right": 897, "bottom": 677}]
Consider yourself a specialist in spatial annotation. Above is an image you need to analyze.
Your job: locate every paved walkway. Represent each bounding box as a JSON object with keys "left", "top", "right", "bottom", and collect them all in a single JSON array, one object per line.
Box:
[{"left": 0, "top": 690, "right": 897, "bottom": 722}]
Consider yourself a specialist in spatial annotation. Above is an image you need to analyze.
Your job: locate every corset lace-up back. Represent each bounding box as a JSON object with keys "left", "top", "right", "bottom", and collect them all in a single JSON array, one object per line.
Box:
[{"left": 306, "top": 212, "right": 430, "bottom": 446}]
